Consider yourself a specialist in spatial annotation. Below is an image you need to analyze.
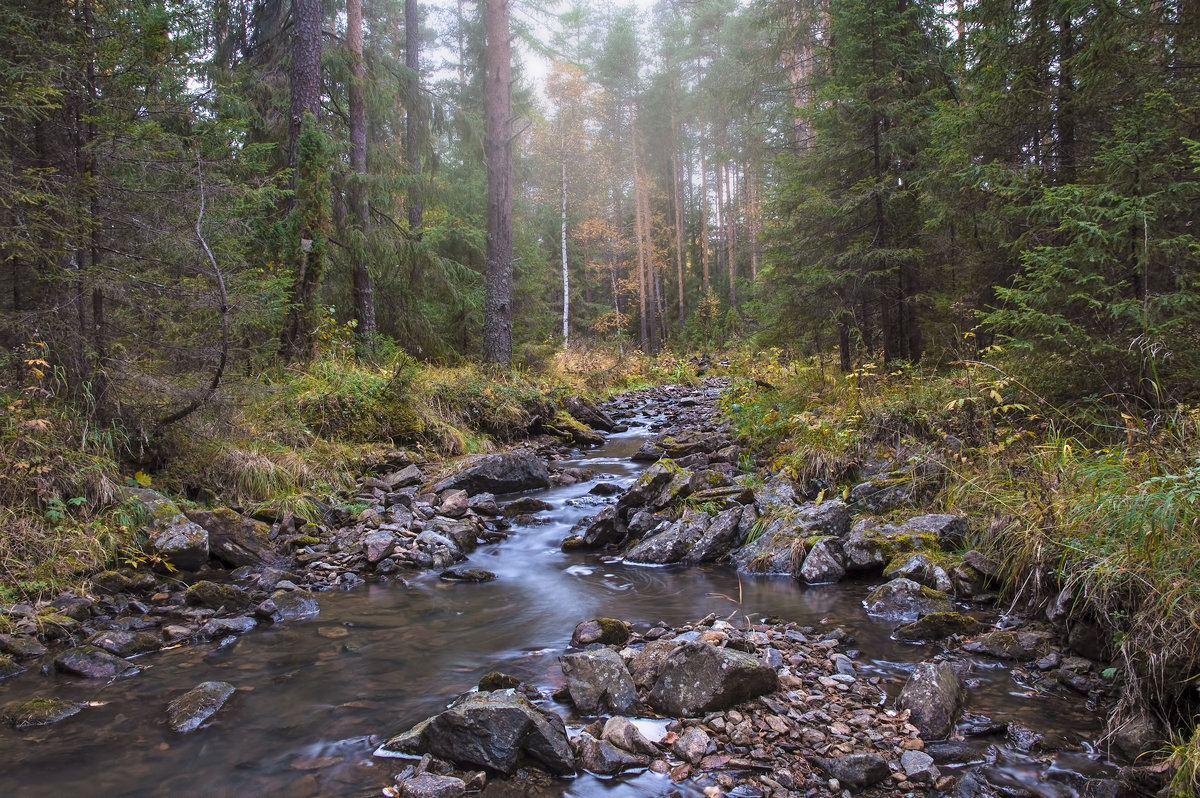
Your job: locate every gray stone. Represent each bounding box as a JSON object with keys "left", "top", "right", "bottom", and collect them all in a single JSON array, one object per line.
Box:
[
  {"left": 54, "top": 645, "right": 140, "bottom": 680},
  {"left": 431, "top": 451, "right": 551, "bottom": 496},
  {"left": 904, "top": 514, "right": 968, "bottom": 548},
  {"left": 618, "top": 462, "right": 686, "bottom": 511},
  {"left": 898, "top": 662, "right": 963, "bottom": 739},
  {"left": 130, "top": 487, "right": 209, "bottom": 571},
  {"left": 572, "top": 732, "right": 648, "bottom": 775},
  {"left": 560, "top": 648, "right": 638, "bottom": 715},
  {"left": 3, "top": 697, "right": 84, "bottom": 728},
  {"left": 184, "top": 580, "right": 251, "bottom": 612},
  {"left": 843, "top": 520, "right": 941, "bottom": 574},
  {"left": 863, "top": 578, "right": 952, "bottom": 622},
  {"left": 812, "top": 752, "right": 890, "bottom": 788},
  {"left": 439, "top": 567, "right": 496, "bottom": 583},
  {"left": 601, "top": 716, "right": 660, "bottom": 757},
  {"left": 684, "top": 506, "right": 745, "bottom": 564},
  {"left": 255, "top": 590, "right": 319, "bottom": 623},
  {"left": 397, "top": 773, "right": 466, "bottom": 798},
  {"left": 672, "top": 726, "right": 711, "bottom": 764},
  {"left": 467, "top": 492, "right": 499, "bottom": 515},
  {"left": 0, "top": 655, "right": 25, "bottom": 680},
  {"left": 961, "top": 629, "right": 1055, "bottom": 662},
  {"left": 198, "top": 616, "right": 258, "bottom": 639},
  {"left": 379, "top": 689, "right": 575, "bottom": 776},
  {"left": 570, "top": 618, "right": 631, "bottom": 647},
  {"left": 362, "top": 529, "right": 398, "bottom": 564},
  {"left": 86, "top": 629, "right": 160, "bottom": 657},
  {"left": 647, "top": 641, "right": 780, "bottom": 717},
  {"left": 166, "top": 681, "right": 236, "bottom": 733},
  {"left": 730, "top": 500, "right": 850, "bottom": 576},
  {"left": 624, "top": 513, "right": 708, "bottom": 565},
  {"left": 900, "top": 749, "right": 940, "bottom": 784},
  {"left": 0, "top": 634, "right": 47, "bottom": 661},
  {"left": 563, "top": 395, "right": 617, "bottom": 432},
  {"left": 186, "top": 508, "right": 282, "bottom": 568},
  {"left": 799, "top": 536, "right": 846, "bottom": 584},
  {"left": 884, "top": 552, "right": 954, "bottom": 593},
  {"left": 414, "top": 530, "right": 464, "bottom": 569},
  {"left": 437, "top": 489, "right": 469, "bottom": 518},
  {"left": 628, "top": 638, "right": 680, "bottom": 690},
  {"left": 431, "top": 517, "right": 479, "bottom": 553},
  {"left": 573, "top": 506, "right": 626, "bottom": 550}
]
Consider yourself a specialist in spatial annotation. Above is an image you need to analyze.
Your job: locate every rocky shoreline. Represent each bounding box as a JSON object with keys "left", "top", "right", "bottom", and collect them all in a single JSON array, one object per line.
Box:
[{"left": 0, "top": 379, "right": 1165, "bottom": 796}]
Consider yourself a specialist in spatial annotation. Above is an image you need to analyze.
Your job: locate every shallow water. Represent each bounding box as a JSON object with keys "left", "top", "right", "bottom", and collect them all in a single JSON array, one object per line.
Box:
[{"left": 0, "top": 421, "right": 1111, "bottom": 797}]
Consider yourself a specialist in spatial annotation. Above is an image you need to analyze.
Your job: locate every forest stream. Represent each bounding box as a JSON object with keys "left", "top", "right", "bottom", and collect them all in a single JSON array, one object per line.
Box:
[{"left": 0, "top": 392, "right": 1120, "bottom": 797}]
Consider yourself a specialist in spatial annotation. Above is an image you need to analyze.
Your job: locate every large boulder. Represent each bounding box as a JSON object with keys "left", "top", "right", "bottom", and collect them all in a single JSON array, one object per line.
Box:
[
  {"left": 431, "top": 451, "right": 551, "bottom": 496},
  {"left": 377, "top": 689, "right": 575, "bottom": 776},
  {"left": 624, "top": 512, "right": 708, "bottom": 565},
  {"left": 898, "top": 661, "right": 963, "bottom": 739},
  {"left": 863, "top": 578, "right": 953, "bottom": 622},
  {"left": 129, "top": 487, "right": 209, "bottom": 571},
  {"left": 618, "top": 462, "right": 691, "bottom": 512},
  {"left": 798, "top": 537, "right": 846, "bottom": 584},
  {"left": 185, "top": 508, "right": 281, "bottom": 568},
  {"left": 842, "top": 519, "right": 941, "bottom": 574},
  {"left": 559, "top": 648, "right": 638, "bottom": 715},
  {"left": 571, "top": 732, "right": 649, "bottom": 775},
  {"left": 684, "top": 506, "right": 745, "bottom": 564},
  {"left": 730, "top": 500, "right": 849, "bottom": 576},
  {"left": 647, "top": 641, "right": 780, "bottom": 717},
  {"left": 54, "top": 645, "right": 140, "bottom": 680},
  {"left": 562, "top": 395, "right": 617, "bottom": 432},
  {"left": 185, "top": 580, "right": 252, "bottom": 612}
]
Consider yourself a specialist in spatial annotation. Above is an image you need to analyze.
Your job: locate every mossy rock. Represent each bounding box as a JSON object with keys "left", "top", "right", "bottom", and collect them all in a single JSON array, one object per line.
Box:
[
  {"left": 478, "top": 671, "right": 522, "bottom": 691},
  {"left": 184, "top": 581, "right": 251, "bottom": 611},
  {"left": 544, "top": 411, "right": 605, "bottom": 446},
  {"left": 3, "top": 697, "right": 85, "bottom": 728},
  {"left": 571, "top": 617, "right": 632, "bottom": 647},
  {"left": 893, "top": 612, "right": 984, "bottom": 642}
]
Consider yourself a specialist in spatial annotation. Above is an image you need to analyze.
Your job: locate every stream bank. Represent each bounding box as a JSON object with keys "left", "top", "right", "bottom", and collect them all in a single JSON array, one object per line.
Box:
[{"left": 0, "top": 379, "right": 1158, "bottom": 796}]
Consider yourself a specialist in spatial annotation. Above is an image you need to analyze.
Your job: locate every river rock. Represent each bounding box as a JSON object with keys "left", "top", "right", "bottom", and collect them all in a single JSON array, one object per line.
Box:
[
  {"left": 898, "top": 661, "right": 963, "bottom": 739},
  {"left": 884, "top": 551, "right": 953, "bottom": 593},
  {"left": 199, "top": 616, "right": 257, "bottom": 639},
  {"left": 673, "top": 726, "right": 712, "bottom": 764},
  {"left": 563, "top": 395, "right": 617, "bottom": 432},
  {"left": 185, "top": 508, "right": 281, "bottom": 568},
  {"left": 684, "top": 506, "right": 745, "bottom": 564},
  {"left": 54, "top": 645, "right": 140, "bottom": 679},
  {"left": 618, "top": 462, "right": 687, "bottom": 511},
  {"left": 431, "top": 517, "right": 479, "bottom": 553},
  {"left": 254, "top": 589, "right": 319, "bottom": 623},
  {"left": 646, "top": 641, "right": 780, "bottom": 716},
  {"left": 572, "top": 732, "right": 648, "bottom": 775},
  {"left": 166, "top": 680, "right": 236, "bottom": 733},
  {"left": 439, "top": 567, "right": 496, "bottom": 582},
  {"left": 893, "top": 611, "right": 984, "bottom": 642},
  {"left": 799, "top": 536, "right": 846, "bottom": 584},
  {"left": 413, "top": 530, "right": 464, "bottom": 569},
  {"left": 184, "top": 580, "right": 251, "bottom": 612},
  {"left": 900, "top": 749, "right": 940, "bottom": 784},
  {"left": 601, "top": 716, "right": 660, "bottom": 757},
  {"left": 378, "top": 689, "right": 575, "bottom": 776},
  {"left": 863, "top": 578, "right": 952, "bottom": 622},
  {"left": 570, "top": 506, "right": 626, "bottom": 550},
  {"left": 0, "top": 633, "right": 47, "bottom": 660},
  {"left": 129, "top": 487, "right": 209, "bottom": 571},
  {"left": 437, "top": 489, "right": 469, "bottom": 518},
  {"left": 730, "top": 500, "right": 849, "bottom": 575},
  {"left": 812, "top": 752, "right": 890, "bottom": 788},
  {"left": 570, "top": 618, "right": 631, "bottom": 647},
  {"left": 0, "top": 655, "right": 24, "bottom": 680},
  {"left": 3, "top": 697, "right": 85, "bottom": 728},
  {"left": 624, "top": 512, "right": 708, "bottom": 565},
  {"left": 560, "top": 648, "right": 638, "bottom": 715},
  {"left": 431, "top": 451, "right": 551, "bottom": 495},
  {"left": 396, "top": 773, "right": 465, "bottom": 798},
  {"left": 467, "top": 492, "right": 499, "bottom": 515},
  {"left": 843, "top": 519, "right": 940, "bottom": 573},
  {"left": 628, "top": 638, "right": 681, "bottom": 689},
  {"left": 363, "top": 528, "right": 398, "bottom": 564},
  {"left": 86, "top": 629, "right": 161, "bottom": 657},
  {"left": 961, "top": 629, "right": 1055, "bottom": 661}
]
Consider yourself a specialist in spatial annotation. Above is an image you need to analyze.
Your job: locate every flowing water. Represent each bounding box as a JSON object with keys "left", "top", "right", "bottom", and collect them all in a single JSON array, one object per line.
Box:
[{"left": 0, "top": 418, "right": 1114, "bottom": 797}]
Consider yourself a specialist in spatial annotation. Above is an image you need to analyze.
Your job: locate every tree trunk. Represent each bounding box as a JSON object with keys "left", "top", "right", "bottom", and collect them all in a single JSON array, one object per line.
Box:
[
  {"left": 348, "top": 0, "right": 376, "bottom": 342},
  {"left": 670, "top": 102, "right": 686, "bottom": 333},
  {"left": 560, "top": 130, "right": 569, "bottom": 342},
  {"left": 281, "top": 0, "right": 325, "bottom": 360},
  {"left": 482, "top": 0, "right": 513, "bottom": 364},
  {"left": 699, "top": 135, "right": 711, "bottom": 292},
  {"left": 406, "top": 0, "right": 423, "bottom": 230}
]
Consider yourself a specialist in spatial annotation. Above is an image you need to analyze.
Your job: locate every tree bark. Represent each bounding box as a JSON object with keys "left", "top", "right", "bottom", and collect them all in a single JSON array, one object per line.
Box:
[
  {"left": 348, "top": 0, "right": 376, "bottom": 342},
  {"left": 482, "top": 0, "right": 513, "bottom": 364},
  {"left": 405, "top": 0, "right": 423, "bottom": 231}
]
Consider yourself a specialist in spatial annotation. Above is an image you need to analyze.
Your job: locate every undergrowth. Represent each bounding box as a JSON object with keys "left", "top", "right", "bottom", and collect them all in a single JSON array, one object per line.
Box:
[{"left": 720, "top": 342, "right": 1200, "bottom": 778}]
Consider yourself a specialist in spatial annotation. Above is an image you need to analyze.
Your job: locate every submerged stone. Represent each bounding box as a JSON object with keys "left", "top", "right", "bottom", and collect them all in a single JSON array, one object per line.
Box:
[
  {"left": 166, "top": 680, "right": 236, "bottom": 733},
  {"left": 3, "top": 697, "right": 85, "bottom": 728}
]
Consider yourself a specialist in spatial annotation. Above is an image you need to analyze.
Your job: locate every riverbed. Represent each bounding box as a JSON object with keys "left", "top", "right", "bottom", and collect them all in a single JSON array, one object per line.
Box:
[{"left": 0, "top": 411, "right": 1112, "bottom": 797}]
